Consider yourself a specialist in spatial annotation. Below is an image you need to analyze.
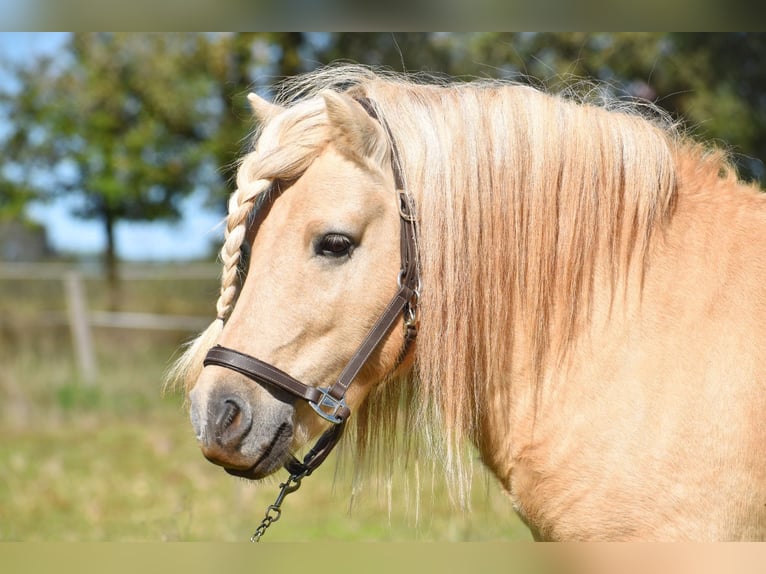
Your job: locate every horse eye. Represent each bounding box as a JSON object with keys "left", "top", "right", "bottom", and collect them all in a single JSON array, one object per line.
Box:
[{"left": 316, "top": 233, "right": 354, "bottom": 258}]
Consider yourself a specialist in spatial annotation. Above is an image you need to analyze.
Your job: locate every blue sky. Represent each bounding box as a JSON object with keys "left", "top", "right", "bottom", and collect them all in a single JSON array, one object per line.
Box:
[{"left": 0, "top": 32, "right": 224, "bottom": 261}]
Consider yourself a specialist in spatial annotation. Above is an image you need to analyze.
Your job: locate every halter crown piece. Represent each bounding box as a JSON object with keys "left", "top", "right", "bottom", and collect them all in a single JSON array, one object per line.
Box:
[{"left": 202, "top": 97, "right": 420, "bottom": 541}]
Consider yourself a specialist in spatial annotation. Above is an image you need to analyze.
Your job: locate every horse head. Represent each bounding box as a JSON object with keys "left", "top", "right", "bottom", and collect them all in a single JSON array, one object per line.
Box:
[{"left": 187, "top": 91, "right": 414, "bottom": 479}]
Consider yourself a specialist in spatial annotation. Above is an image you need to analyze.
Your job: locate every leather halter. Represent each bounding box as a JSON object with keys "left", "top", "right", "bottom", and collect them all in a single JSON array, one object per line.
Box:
[{"left": 203, "top": 97, "right": 419, "bottom": 478}]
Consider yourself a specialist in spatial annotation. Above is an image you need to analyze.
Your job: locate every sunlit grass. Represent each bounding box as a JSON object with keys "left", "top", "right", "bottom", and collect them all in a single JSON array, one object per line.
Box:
[
  {"left": 0, "top": 272, "right": 531, "bottom": 541},
  {"left": 0, "top": 410, "right": 530, "bottom": 541}
]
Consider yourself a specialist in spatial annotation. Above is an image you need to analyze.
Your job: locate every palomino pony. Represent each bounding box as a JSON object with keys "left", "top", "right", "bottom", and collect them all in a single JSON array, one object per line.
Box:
[{"left": 169, "top": 65, "right": 766, "bottom": 541}]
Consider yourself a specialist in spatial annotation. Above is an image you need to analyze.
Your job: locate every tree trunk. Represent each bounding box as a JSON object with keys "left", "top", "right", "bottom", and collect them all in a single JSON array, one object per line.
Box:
[{"left": 103, "top": 208, "right": 120, "bottom": 311}]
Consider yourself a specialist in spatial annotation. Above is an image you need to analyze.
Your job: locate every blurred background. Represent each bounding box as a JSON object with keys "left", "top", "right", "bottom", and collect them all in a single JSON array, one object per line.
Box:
[{"left": 0, "top": 32, "right": 764, "bottom": 541}]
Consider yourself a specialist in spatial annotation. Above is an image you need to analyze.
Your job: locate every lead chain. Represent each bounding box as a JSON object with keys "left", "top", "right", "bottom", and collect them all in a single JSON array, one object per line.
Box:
[
  {"left": 250, "top": 505, "right": 281, "bottom": 542},
  {"left": 250, "top": 472, "right": 306, "bottom": 542}
]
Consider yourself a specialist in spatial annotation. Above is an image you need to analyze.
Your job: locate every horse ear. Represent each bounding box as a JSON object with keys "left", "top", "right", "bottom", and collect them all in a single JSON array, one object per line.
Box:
[
  {"left": 321, "top": 91, "right": 387, "bottom": 163},
  {"left": 247, "top": 93, "right": 284, "bottom": 125}
]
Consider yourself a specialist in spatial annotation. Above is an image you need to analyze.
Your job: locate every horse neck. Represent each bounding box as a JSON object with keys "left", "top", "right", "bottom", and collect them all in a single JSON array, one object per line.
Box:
[
  {"left": 475, "top": 148, "right": 766, "bottom": 497},
  {"left": 380, "top": 84, "right": 684, "bottom": 489}
]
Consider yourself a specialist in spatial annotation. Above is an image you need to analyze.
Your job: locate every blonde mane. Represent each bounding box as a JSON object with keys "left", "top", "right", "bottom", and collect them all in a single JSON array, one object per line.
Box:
[{"left": 169, "top": 65, "right": 733, "bottom": 504}]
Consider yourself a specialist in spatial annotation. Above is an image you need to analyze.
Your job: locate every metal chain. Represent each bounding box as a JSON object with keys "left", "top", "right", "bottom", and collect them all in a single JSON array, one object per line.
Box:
[
  {"left": 250, "top": 505, "right": 281, "bottom": 542},
  {"left": 250, "top": 471, "right": 306, "bottom": 542}
]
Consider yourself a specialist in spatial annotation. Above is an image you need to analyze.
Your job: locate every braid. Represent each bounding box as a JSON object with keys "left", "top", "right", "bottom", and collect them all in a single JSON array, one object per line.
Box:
[
  {"left": 216, "top": 150, "right": 275, "bottom": 319},
  {"left": 215, "top": 181, "right": 267, "bottom": 321},
  {"left": 165, "top": 96, "right": 329, "bottom": 393},
  {"left": 166, "top": 154, "right": 272, "bottom": 392}
]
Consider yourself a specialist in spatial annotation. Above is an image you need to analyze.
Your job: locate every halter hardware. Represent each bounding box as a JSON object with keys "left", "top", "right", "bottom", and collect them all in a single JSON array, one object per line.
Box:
[
  {"left": 201, "top": 96, "right": 419, "bottom": 541},
  {"left": 308, "top": 387, "right": 350, "bottom": 424}
]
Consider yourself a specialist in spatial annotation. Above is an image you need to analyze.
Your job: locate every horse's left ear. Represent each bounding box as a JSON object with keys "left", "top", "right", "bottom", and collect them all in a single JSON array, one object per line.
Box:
[
  {"left": 247, "top": 93, "right": 284, "bottom": 125},
  {"left": 321, "top": 91, "right": 388, "bottom": 164}
]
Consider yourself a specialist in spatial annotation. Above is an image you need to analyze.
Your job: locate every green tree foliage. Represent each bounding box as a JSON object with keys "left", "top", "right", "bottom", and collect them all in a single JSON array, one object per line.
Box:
[
  {"left": 0, "top": 33, "right": 220, "bottom": 296},
  {"left": 667, "top": 33, "right": 766, "bottom": 182},
  {"left": 192, "top": 33, "right": 325, "bottom": 209}
]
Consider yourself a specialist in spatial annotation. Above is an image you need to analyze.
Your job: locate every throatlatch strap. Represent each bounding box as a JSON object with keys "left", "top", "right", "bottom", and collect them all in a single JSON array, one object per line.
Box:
[{"left": 328, "top": 284, "right": 415, "bottom": 401}]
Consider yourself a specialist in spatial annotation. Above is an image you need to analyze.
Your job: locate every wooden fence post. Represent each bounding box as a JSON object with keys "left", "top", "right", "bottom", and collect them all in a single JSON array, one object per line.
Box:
[{"left": 64, "top": 271, "right": 97, "bottom": 385}]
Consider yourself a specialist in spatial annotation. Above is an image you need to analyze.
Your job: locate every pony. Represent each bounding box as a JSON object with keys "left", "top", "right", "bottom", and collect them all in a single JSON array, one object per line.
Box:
[{"left": 168, "top": 65, "right": 766, "bottom": 541}]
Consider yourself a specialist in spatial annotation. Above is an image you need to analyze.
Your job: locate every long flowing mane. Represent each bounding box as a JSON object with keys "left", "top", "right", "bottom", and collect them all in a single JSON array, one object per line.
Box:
[{"left": 171, "top": 65, "right": 737, "bottom": 504}]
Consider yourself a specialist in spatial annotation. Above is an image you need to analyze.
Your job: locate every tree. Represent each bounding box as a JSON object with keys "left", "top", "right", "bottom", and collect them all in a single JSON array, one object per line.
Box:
[
  {"left": 665, "top": 33, "right": 766, "bottom": 183},
  {"left": 0, "top": 33, "right": 221, "bottom": 304},
  {"left": 312, "top": 32, "right": 461, "bottom": 74}
]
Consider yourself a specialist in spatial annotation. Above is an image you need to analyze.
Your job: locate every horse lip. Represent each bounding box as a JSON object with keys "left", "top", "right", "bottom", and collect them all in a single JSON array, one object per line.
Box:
[
  {"left": 221, "top": 422, "right": 292, "bottom": 480},
  {"left": 225, "top": 464, "right": 273, "bottom": 480},
  {"left": 222, "top": 448, "right": 276, "bottom": 479},
  {"left": 222, "top": 451, "right": 285, "bottom": 480}
]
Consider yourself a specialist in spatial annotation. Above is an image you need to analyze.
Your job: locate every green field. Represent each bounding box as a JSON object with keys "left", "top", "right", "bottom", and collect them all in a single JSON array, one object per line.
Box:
[{"left": 0, "top": 265, "right": 531, "bottom": 541}]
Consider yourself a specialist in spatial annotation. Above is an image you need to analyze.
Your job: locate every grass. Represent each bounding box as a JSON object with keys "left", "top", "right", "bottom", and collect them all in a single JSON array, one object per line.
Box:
[
  {"left": 0, "top": 414, "right": 530, "bottom": 541},
  {"left": 0, "top": 267, "right": 532, "bottom": 541}
]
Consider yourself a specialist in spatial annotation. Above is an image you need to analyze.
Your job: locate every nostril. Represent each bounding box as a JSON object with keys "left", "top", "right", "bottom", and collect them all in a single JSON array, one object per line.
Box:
[
  {"left": 217, "top": 399, "right": 240, "bottom": 431},
  {"left": 212, "top": 395, "right": 252, "bottom": 449}
]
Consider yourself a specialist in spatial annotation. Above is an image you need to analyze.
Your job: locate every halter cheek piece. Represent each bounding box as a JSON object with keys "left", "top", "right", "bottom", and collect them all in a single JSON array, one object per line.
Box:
[{"left": 201, "top": 97, "right": 420, "bottom": 540}]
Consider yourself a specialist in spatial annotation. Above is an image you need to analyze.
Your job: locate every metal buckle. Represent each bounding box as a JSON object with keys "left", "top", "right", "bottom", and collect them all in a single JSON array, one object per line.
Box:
[
  {"left": 308, "top": 387, "right": 348, "bottom": 424},
  {"left": 397, "top": 269, "right": 421, "bottom": 295},
  {"left": 397, "top": 271, "right": 420, "bottom": 328},
  {"left": 398, "top": 190, "right": 417, "bottom": 221}
]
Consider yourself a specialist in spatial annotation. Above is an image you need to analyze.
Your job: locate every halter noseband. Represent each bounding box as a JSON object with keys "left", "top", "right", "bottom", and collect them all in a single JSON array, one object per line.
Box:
[{"left": 202, "top": 98, "right": 419, "bottom": 538}]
